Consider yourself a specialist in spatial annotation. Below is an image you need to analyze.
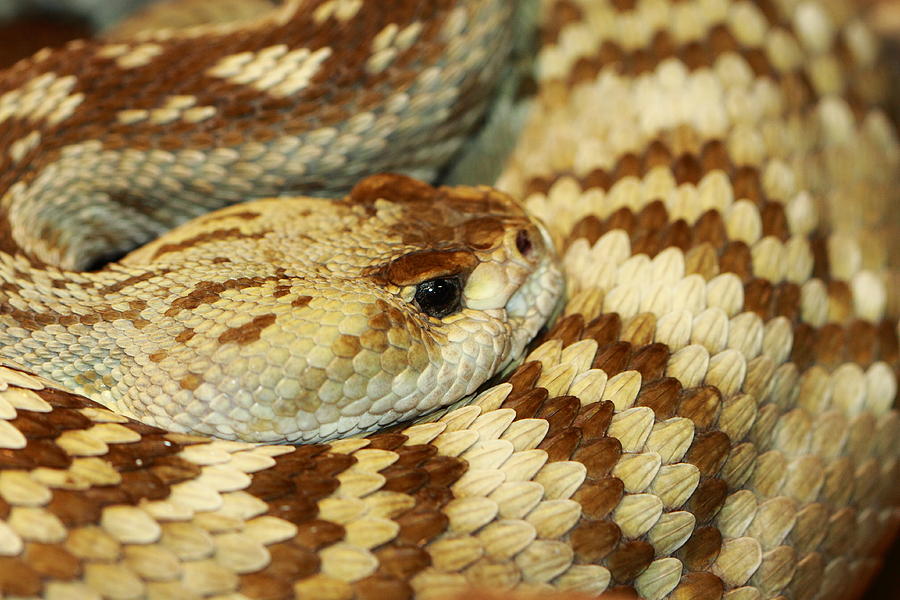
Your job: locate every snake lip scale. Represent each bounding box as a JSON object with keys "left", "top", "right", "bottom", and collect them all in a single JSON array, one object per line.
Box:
[{"left": 0, "top": 0, "right": 896, "bottom": 599}]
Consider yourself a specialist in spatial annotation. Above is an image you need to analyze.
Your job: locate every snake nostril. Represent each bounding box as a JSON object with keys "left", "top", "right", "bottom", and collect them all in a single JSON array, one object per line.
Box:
[{"left": 515, "top": 229, "right": 532, "bottom": 257}]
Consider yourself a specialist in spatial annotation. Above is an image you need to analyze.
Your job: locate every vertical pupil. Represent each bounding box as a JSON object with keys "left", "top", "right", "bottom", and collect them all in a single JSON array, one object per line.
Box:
[{"left": 516, "top": 229, "right": 532, "bottom": 256}]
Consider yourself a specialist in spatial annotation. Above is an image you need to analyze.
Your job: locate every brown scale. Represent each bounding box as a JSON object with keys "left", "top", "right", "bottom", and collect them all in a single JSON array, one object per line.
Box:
[
  {"left": 353, "top": 573, "right": 413, "bottom": 600},
  {"left": 686, "top": 478, "right": 729, "bottom": 524},
  {"left": 684, "top": 431, "right": 732, "bottom": 477},
  {"left": 691, "top": 209, "right": 728, "bottom": 250},
  {"left": 631, "top": 202, "right": 675, "bottom": 258},
  {"left": 677, "top": 386, "right": 724, "bottom": 431},
  {"left": 773, "top": 282, "right": 802, "bottom": 321},
  {"left": 744, "top": 47, "right": 775, "bottom": 78},
  {"left": 581, "top": 166, "right": 612, "bottom": 191},
  {"left": 570, "top": 401, "right": 616, "bottom": 441},
  {"left": 760, "top": 202, "right": 790, "bottom": 240},
  {"left": 418, "top": 455, "right": 468, "bottom": 490},
  {"left": 790, "top": 323, "right": 818, "bottom": 371},
  {"left": 0, "top": 438, "right": 69, "bottom": 469},
  {"left": 265, "top": 496, "right": 319, "bottom": 527},
  {"left": 671, "top": 153, "right": 704, "bottom": 185},
  {"left": 374, "top": 544, "right": 431, "bottom": 581},
  {"left": 147, "top": 455, "right": 202, "bottom": 486},
  {"left": 606, "top": 540, "right": 655, "bottom": 582},
  {"left": 612, "top": 153, "right": 642, "bottom": 180},
  {"left": 604, "top": 585, "right": 642, "bottom": 599},
  {"left": 678, "top": 526, "right": 723, "bottom": 571},
  {"left": 582, "top": 313, "right": 622, "bottom": 346},
  {"left": 697, "top": 140, "right": 730, "bottom": 175},
  {"left": 564, "top": 215, "right": 606, "bottom": 251},
  {"left": 379, "top": 451, "right": 438, "bottom": 494},
  {"left": 744, "top": 278, "right": 777, "bottom": 318},
  {"left": 606, "top": 208, "right": 639, "bottom": 239},
  {"left": 572, "top": 437, "right": 623, "bottom": 481},
  {"left": 584, "top": 313, "right": 624, "bottom": 346},
  {"left": 23, "top": 542, "right": 81, "bottom": 581},
  {"left": 394, "top": 506, "right": 450, "bottom": 547},
  {"left": 568, "top": 518, "right": 622, "bottom": 563},
  {"left": 609, "top": 0, "right": 638, "bottom": 12},
  {"left": 660, "top": 219, "right": 695, "bottom": 254},
  {"left": 669, "top": 571, "right": 725, "bottom": 600},
  {"left": 7, "top": 412, "right": 61, "bottom": 440},
  {"left": 539, "top": 426, "right": 583, "bottom": 462},
  {"left": 731, "top": 167, "right": 766, "bottom": 205},
  {"left": 103, "top": 432, "right": 180, "bottom": 470},
  {"left": 501, "top": 386, "right": 549, "bottom": 419},
  {"left": 877, "top": 320, "right": 899, "bottom": 367},
  {"left": 535, "top": 395, "right": 581, "bottom": 438},
  {"left": 813, "top": 323, "right": 848, "bottom": 369},
  {"left": 75, "top": 485, "right": 132, "bottom": 511},
  {"left": 45, "top": 489, "right": 103, "bottom": 528},
  {"left": 240, "top": 571, "right": 297, "bottom": 600},
  {"left": 539, "top": 0, "right": 584, "bottom": 47},
  {"left": 627, "top": 343, "right": 670, "bottom": 381},
  {"left": 386, "top": 443, "right": 437, "bottom": 468},
  {"left": 780, "top": 71, "right": 818, "bottom": 112},
  {"left": 240, "top": 542, "right": 321, "bottom": 600},
  {"left": 846, "top": 320, "right": 880, "bottom": 366},
  {"left": 291, "top": 520, "right": 345, "bottom": 553},
  {"left": 572, "top": 477, "right": 625, "bottom": 521},
  {"left": 719, "top": 242, "right": 754, "bottom": 281},
  {"left": 117, "top": 469, "right": 170, "bottom": 502},
  {"left": 0, "top": 556, "right": 42, "bottom": 596},
  {"left": 635, "top": 377, "right": 683, "bottom": 419},
  {"left": 535, "top": 313, "right": 586, "bottom": 348},
  {"left": 590, "top": 341, "right": 632, "bottom": 377}
]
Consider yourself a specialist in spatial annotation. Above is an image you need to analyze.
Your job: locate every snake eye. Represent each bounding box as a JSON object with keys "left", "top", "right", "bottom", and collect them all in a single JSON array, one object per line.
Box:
[
  {"left": 414, "top": 277, "right": 463, "bottom": 318},
  {"left": 515, "top": 229, "right": 532, "bottom": 257}
]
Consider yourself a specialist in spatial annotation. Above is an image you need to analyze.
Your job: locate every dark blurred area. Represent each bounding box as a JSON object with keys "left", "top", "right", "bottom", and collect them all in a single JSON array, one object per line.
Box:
[{"left": 0, "top": 10, "right": 91, "bottom": 69}]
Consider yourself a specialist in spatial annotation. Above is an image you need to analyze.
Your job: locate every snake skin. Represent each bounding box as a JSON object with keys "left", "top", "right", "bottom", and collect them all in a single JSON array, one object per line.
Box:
[{"left": 0, "top": 0, "right": 898, "bottom": 599}]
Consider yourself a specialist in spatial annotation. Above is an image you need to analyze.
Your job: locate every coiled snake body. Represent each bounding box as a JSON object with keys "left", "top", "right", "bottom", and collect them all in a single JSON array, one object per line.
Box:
[{"left": 0, "top": 0, "right": 897, "bottom": 599}]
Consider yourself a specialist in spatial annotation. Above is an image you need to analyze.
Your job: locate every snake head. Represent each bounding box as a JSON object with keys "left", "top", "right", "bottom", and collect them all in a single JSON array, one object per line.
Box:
[
  {"left": 340, "top": 174, "right": 565, "bottom": 437},
  {"left": 198, "top": 172, "right": 563, "bottom": 442},
  {"left": 3, "top": 175, "right": 562, "bottom": 443}
]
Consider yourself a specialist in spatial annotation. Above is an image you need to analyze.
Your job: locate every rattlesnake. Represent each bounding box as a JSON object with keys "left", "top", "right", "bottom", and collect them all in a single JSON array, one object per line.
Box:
[{"left": 0, "top": 0, "right": 897, "bottom": 599}]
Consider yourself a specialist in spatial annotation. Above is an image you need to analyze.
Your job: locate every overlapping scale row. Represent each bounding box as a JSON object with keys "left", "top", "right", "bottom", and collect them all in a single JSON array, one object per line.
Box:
[{"left": 491, "top": 0, "right": 899, "bottom": 596}]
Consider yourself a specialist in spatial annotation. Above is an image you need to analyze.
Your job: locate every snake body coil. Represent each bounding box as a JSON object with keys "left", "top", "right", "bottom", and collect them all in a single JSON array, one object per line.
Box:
[{"left": 0, "top": 0, "right": 897, "bottom": 599}]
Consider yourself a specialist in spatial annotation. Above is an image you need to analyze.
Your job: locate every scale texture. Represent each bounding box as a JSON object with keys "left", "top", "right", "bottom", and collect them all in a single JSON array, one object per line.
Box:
[{"left": 0, "top": 0, "right": 897, "bottom": 599}]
